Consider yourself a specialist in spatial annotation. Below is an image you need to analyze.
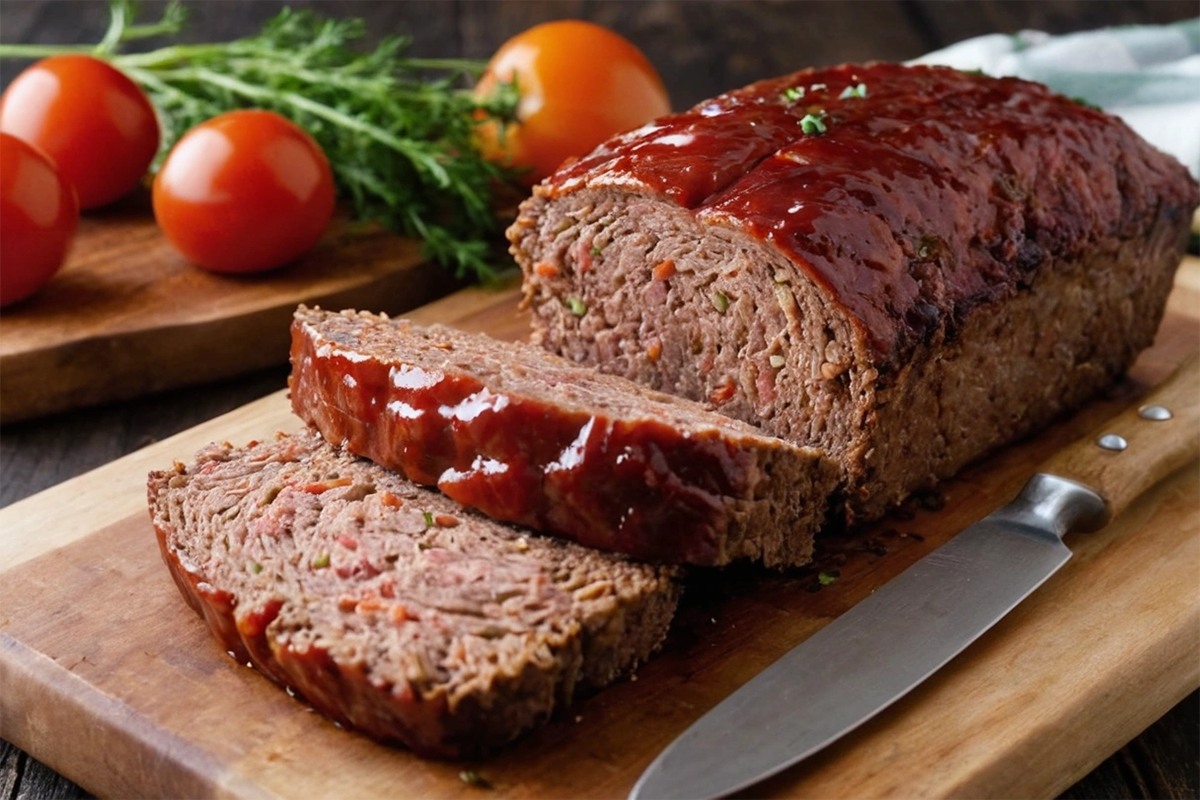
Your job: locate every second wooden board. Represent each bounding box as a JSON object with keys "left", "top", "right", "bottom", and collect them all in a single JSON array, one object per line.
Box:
[{"left": 0, "top": 201, "right": 460, "bottom": 423}]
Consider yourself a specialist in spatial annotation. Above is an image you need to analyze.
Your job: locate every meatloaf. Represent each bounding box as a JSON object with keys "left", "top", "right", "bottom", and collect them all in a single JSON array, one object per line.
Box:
[
  {"left": 510, "top": 62, "right": 1200, "bottom": 522},
  {"left": 289, "top": 306, "right": 837, "bottom": 567},
  {"left": 148, "top": 430, "right": 679, "bottom": 757}
]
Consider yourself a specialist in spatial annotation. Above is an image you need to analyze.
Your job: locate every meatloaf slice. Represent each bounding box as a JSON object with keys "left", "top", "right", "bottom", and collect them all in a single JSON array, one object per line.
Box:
[
  {"left": 289, "top": 306, "right": 837, "bottom": 567},
  {"left": 148, "top": 431, "right": 679, "bottom": 758},
  {"left": 510, "top": 62, "right": 1200, "bottom": 522}
]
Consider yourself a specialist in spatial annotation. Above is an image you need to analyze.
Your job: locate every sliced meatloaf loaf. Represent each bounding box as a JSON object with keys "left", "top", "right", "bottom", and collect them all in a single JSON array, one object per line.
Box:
[
  {"left": 148, "top": 430, "right": 679, "bottom": 757},
  {"left": 289, "top": 306, "right": 837, "bottom": 567},
  {"left": 510, "top": 62, "right": 1200, "bottom": 522}
]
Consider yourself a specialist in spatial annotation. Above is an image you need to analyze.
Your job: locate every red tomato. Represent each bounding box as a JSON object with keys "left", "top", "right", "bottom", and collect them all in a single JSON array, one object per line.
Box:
[
  {"left": 0, "top": 133, "right": 79, "bottom": 308},
  {"left": 152, "top": 110, "right": 336, "bottom": 274},
  {"left": 0, "top": 55, "right": 159, "bottom": 209},
  {"left": 475, "top": 20, "right": 671, "bottom": 183}
]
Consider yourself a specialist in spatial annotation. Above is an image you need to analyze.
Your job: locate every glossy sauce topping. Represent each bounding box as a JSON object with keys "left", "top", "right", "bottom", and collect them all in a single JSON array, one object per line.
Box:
[
  {"left": 291, "top": 317, "right": 769, "bottom": 563},
  {"left": 548, "top": 63, "right": 1175, "bottom": 362}
]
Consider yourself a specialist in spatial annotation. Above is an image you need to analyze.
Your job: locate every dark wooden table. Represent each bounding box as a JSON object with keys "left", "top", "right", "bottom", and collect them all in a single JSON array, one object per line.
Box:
[{"left": 2, "top": 2, "right": 1196, "bottom": 798}]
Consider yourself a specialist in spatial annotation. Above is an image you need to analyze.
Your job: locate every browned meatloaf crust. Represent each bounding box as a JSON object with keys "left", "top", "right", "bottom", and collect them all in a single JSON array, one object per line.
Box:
[
  {"left": 289, "top": 306, "right": 837, "bottom": 567},
  {"left": 510, "top": 62, "right": 1200, "bottom": 522},
  {"left": 147, "top": 430, "right": 679, "bottom": 758}
]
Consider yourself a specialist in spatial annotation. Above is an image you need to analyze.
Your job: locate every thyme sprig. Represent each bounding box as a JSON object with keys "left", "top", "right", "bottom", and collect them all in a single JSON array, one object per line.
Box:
[{"left": 0, "top": 1, "right": 520, "bottom": 279}]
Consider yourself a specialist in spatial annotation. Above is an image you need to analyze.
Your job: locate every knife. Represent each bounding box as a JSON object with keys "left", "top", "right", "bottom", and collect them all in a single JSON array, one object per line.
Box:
[{"left": 630, "top": 354, "right": 1199, "bottom": 800}]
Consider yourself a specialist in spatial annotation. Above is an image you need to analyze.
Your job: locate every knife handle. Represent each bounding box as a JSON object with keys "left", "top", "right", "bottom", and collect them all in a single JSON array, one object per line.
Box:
[{"left": 1038, "top": 354, "right": 1200, "bottom": 526}]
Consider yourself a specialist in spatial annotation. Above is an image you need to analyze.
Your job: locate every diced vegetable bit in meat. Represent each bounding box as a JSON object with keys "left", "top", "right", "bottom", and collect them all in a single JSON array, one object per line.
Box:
[{"left": 459, "top": 770, "right": 493, "bottom": 789}]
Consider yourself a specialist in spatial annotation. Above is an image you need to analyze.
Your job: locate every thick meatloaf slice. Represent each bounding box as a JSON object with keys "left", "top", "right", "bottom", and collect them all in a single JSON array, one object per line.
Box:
[
  {"left": 289, "top": 306, "right": 837, "bottom": 567},
  {"left": 148, "top": 431, "right": 679, "bottom": 758},
  {"left": 510, "top": 62, "right": 1200, "bottom": 522}
]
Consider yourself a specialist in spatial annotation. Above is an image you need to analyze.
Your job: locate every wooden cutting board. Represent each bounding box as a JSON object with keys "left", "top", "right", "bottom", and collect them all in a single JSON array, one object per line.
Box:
[
  {"left": 0, "top": 198, "right": 463, "bottom": 423},
  {"left": 1, "top": 258, "right": 1197, "bottom": 800}
]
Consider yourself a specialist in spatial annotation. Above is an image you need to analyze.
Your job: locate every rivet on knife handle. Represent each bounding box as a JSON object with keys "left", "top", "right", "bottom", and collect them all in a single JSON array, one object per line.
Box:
[{"left": 1039, "top": 354, "right": 1199, "bottom": 525}]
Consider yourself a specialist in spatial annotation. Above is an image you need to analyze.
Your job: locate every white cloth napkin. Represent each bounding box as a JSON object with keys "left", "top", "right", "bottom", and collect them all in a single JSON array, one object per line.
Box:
[{"left": 910, "top": 19, "right": 1200, "bottom": 180}]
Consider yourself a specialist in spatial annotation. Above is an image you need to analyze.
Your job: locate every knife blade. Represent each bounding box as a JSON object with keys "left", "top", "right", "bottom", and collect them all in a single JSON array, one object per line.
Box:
[{"left": 630, "top": 354, "right": 1199, "bottom": 800}]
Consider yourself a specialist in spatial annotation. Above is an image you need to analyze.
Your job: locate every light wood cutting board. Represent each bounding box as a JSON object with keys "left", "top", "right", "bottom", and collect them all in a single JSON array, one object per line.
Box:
[
  {"left": 0, "top": 258, "right": 1197, "bottom": 800},
  {"left": 0, "top": 198, "right": 463, "bottom": 423}
]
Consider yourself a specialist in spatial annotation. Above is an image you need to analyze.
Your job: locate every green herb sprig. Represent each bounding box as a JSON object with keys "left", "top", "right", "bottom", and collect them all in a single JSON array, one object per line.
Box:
[{"left": 0, "top": 1, "right": 520, "bottom": 280}]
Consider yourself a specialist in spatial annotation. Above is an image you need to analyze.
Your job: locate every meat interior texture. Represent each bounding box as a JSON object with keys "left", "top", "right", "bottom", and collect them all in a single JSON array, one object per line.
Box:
[
  {"left": 511, "top": 62, "right": 1200, "bottom": 522},
  {"left": 148, "top": 431, "right": 679, "bottom": 757},
  {"left": 289, "top": 307, "right": 837, "bottom": 567}
]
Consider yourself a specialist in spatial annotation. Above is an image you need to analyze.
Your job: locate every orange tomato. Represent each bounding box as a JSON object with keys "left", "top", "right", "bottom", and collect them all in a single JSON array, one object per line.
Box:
[
  {"left": 0, "top": 55, "right": 159, "bottom": 209},
  {"left": 0, "top": 133, "right": 79, "bottom": 308},
  {"left": 475, "top": 20, "right": 671, "bottom": 183},
  {"left": 152, "top": 110, "right": 335, "bottom": 274}
]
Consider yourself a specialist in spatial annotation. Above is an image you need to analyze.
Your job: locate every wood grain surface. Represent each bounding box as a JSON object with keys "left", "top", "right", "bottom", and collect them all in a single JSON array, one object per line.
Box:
[
  {"left": 3, "top": 2, "right": 1198, "bottom": 798},
  {"left": 0, "top": 199, "right": 459, "bottom": 423},
  {"left": 0, "top": 260, "right": 1197, "bottom": 800}
]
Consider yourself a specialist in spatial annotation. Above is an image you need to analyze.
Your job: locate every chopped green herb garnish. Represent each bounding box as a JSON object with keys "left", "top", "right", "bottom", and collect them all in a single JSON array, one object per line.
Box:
[
  {"left": 1070, "top": 96, "right": 1101, "bottom": 111},
  {"left": 589, "top": 244, "right": 602, "bottom": 256},
  {"left": 459, "top": 770, "right": 492, "bottom": 789},
  {"left": 423, "top": 511, "right": 435, "bottom": 527},
  {"left": 566, "top": 297, "right": 588, "bottom": 316},
  {"left": 799, "top": 112, "right": 827, "bottom": 136},
  {"left": 916, "top": 234, "right": 943, "bottom": 260},
  {"left": 312, "top": 553, "right": 330, "bottom": 569},
  {"left": 995, "top": 173, "right": 1025, "bottom": 202},
  {"left": 818, "top": 571, "right": 838, "bottom": 586},
  {"left": 839, "top": 82, "right": 867, "bottom": 100},
  {"left": 959, "top": 68, "right": 986, "bottom": 76},
  {"left": 711, "top": 291, "right": 729, "bottom": 313},
  {"left": 783, "top": 86, "right": 805, "bottom": 102},
  {"left": 251, "top": 562, "right": 263, "bottom": 574}
]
